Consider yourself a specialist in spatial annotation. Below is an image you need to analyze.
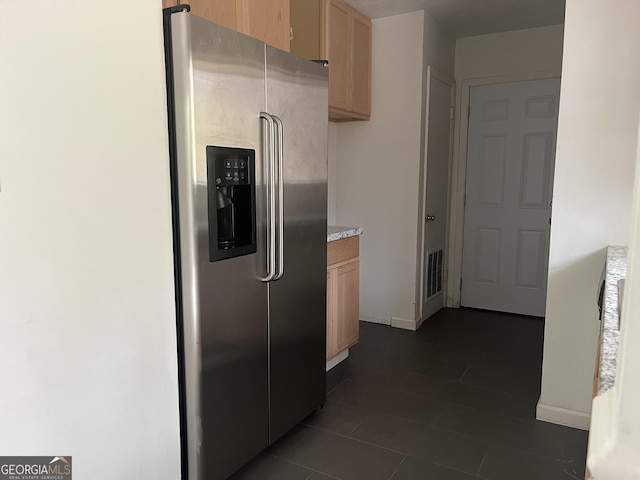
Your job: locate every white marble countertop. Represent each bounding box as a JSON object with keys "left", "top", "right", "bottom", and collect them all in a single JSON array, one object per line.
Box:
[
  {"left": 598, "top": 245, "right": 627, "bottom": 394},
  {"left": 327, "top": 225, "right": 363, "bottom": 242}
]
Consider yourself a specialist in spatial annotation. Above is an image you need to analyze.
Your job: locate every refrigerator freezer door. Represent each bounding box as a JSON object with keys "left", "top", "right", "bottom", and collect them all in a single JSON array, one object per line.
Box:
[
  {"left": 169, "top": 13, "right": 269, "bottom": 480},
  {"left": 265, "top": 46, "right": 329, "bottom": 443}
]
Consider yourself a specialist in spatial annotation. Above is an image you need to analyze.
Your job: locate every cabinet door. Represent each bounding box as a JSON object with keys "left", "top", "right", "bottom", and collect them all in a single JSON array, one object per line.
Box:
[
  {"left": 336, "top": 260, "right": 359, "bottom": 352},
  {"left": 326, "top": 268, "right": 337, "bottom": 360},
  {"left": 187, "top": 0, "right": 238, "bottom": 30},
  {"left": 327, "top": 0, "right": 351, "bottom": 112},
  {"left": 290, "top": 0, "right": 321, "bottom": 58},
  {"left": 162, "top": 0, "right": 177, "bottom": 8},
  {"left": 237, "top": 0, "right": 290, "bottom": 51},
  {"left": 350, "top": 9, "right": 371, "bottom": 116}
]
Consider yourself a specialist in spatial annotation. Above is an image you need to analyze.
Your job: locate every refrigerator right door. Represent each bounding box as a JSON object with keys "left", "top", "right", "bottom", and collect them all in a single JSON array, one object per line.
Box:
[{"left": 265, "top": 47, "right": 329, "bottom": 443}]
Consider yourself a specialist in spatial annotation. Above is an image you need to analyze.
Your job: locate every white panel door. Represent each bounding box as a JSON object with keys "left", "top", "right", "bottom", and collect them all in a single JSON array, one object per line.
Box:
[
  {"left": 461, "top": 78, "right": 560, "bottom": 316},
  {"left": 422, "top": 67, "right": 454, "bottom": 320}
]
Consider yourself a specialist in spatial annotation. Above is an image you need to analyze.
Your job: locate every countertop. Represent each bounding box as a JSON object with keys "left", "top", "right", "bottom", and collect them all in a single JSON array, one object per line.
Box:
[
  {"left": 327, "top": 225, "right": 363, "bottom": 243},
  {"left": 598, "top": 245, "right": 627, "bottom": 394}
]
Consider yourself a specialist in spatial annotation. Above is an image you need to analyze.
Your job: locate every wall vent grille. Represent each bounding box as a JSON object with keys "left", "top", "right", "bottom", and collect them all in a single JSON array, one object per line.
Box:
[{"left": 426, "top": 249, "right": 443, "bottom": 300}]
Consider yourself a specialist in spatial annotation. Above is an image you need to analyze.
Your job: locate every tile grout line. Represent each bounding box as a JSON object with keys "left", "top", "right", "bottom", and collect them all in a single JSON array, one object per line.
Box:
[
  {"left": 386, "top": 455, "right": 407, "bottom": 480},
  {"left": 419, "top": 457, "right": 490, "bottom": 478},
  {"left": 346, "top": 409, "right": 373, "bottom": 437},
  {"left": 316, "top": 398, "right": 493, "bottom": 452},
  {"left": 562, "top": 468, "right": 582, "bottom": 480},
  {"left": 301, "top": 423, "right": 420, "bottom": 458},
  {"left": 458, "top": 365, "right": 471, "bottom": 383},
  {"left": 326, "top": 378, "right": 348, "bottom": 396},
  {"left": 361, "top": 408, "right": 568, "bottom": 464},
  {"left": 329, "top": 381, "right": 568, "bottom": 462},
  {"left": 344, "top": 375, "right": 513, "bottom": 416},
  {"left": 351, "top": 371, "right": 522, "bottom": 412},
  {"left": 475, "top": 450, "right": 488, "bottom": 476},
  {"left": 271, "top": 454, "right": 343, "bottom": 480},
  {"left": 300, "top": 416, "right": 524, "bottom": 477}
]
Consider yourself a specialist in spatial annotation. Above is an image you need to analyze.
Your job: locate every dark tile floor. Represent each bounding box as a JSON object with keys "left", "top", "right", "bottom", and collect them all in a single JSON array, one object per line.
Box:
[{"left": 230, "top": 308, "right": 589, "bottom": 480}]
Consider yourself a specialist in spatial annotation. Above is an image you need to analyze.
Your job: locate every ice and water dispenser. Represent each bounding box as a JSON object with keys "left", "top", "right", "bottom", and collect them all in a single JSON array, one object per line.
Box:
[{"left": 206, "top": 146, "right": 257, "bottom": 262}]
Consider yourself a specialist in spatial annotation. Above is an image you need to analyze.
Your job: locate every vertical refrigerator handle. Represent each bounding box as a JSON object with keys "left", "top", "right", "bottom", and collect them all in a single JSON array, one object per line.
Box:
[
  {"left": 260, "top": 112, "right": 277, "bottom": 282},
  {"left": 272, "top": 114, "right": 285, "bottom": 280}
]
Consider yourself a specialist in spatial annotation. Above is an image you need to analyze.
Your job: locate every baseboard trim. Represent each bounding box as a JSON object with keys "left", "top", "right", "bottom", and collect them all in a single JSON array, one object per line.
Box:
[
  {"left": 536, "top": 401, "right": 591, "bottom": 430},
  {"left": 360, "top": 315, "right": 390, "bottom": 325},
  {"left": 326, "top": 349, "right": 349, "bottom": 371},
  {"left": 391, "top": 316, "right": 423, "bottom": 331}
]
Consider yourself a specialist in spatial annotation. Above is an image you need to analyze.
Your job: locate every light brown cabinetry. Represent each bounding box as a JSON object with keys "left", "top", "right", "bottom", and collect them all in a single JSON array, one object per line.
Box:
[
  {"left": 349, "top": 9, "right": 371, "bottom": 117},
  {"left": 326, "top": 236, "right": 360, "bottom": 361},
  {"left": 326, "top": 0, "right": 350, "bottom": 113},
  {"left": 290, "top": 0, "right": 372, "bottom": 121},
  {"left": 237, "top": 0, "right": 290, "bottom": 53},
  {"left": 163, "top": 0, "right": 290, "bottom": 52}
]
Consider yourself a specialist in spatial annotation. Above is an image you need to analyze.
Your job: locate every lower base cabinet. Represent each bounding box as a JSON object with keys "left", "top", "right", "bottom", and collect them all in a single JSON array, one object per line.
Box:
[{"left": 326, "top": 236, "right": 360, "bottom": 361}]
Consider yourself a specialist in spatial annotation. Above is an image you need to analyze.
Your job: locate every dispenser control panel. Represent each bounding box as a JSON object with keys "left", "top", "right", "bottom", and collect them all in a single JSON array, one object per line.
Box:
[
  {"left": 216, "top": 156, "right": 249, "bottom": 185},
  {"left": 206, "top": 146, "right": 256, "bottom": 262}
]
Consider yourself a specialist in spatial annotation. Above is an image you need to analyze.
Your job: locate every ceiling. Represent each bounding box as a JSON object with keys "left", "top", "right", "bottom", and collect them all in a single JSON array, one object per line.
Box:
[{"left": 345, "top": 0, "right": 565, "bottom": 38}]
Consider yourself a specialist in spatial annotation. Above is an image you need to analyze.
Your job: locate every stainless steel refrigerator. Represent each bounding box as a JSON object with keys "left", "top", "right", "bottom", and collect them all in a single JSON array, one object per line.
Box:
[{"left": 163, "top": 7, "right": 328, "bottom": 480}]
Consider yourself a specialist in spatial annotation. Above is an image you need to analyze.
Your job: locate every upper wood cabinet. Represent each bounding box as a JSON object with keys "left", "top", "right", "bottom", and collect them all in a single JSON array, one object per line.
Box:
[
  {"left": 188, "top": 0, "right": 237, "bottom": 30},
  {"left": 163, "top": 0, "right": 290, "bottom": 52},
  {"left": 350, "top": 9, "right": 371, "bottom": 117},
  {"left": 291, "top": 0, "right": 372, "bottom": 121},
  {"left": 326, "top": 0, "right": 351, "bottom": 113},
  {"left": 237, "top": 0, "right": 290, "bottom": 53},
  {"left": 289, "top": 0, "right": 321, "bottom": 59}
]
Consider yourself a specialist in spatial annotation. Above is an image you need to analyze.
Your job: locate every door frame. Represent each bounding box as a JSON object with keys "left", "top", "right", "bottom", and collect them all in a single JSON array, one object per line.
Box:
[
  {"left": 417, "top": 65, "right": 455, "bottom": 322},
  {"left": 447, "top": 69, "right": 562, "bottom": 308}
]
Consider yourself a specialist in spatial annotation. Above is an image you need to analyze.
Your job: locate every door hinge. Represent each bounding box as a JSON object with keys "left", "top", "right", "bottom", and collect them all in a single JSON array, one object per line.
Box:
[
  {"left": 449, "top": 107, "right": 455, "bottom": 120},
  {"left": 289, "top": 27, "right": 294, "bottom": 41}
]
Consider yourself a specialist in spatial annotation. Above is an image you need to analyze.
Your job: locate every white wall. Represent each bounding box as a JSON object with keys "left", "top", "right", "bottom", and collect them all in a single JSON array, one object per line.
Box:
[
  {"left": 327, "top": 123, "right": 339, "bottom": 224},
  {"left": 335, "top": 11, "right": 424, "bottom": 324},
  {"left": 455, "top": 24, "right": 564, "bottom": 80},
  {"left": 331, "top": 10, "right": 454, "bottom": 325},
  {"left": 539, "top": 0, "right": 640, "bottom": 428},
  {"left": 590, "top": 122, "right": 640, "bottom": 479},
  {"left": 422, "top": 11, "right": 456, "bottom": 79},
  {"left": 0, "top": 1, "right": 181, "bottom": 478}
]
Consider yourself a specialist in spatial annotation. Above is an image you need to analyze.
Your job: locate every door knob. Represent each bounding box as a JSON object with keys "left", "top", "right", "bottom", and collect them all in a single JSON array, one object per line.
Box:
[{"left": 425, "top": 214, "right": 435, "bottom": 222}]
